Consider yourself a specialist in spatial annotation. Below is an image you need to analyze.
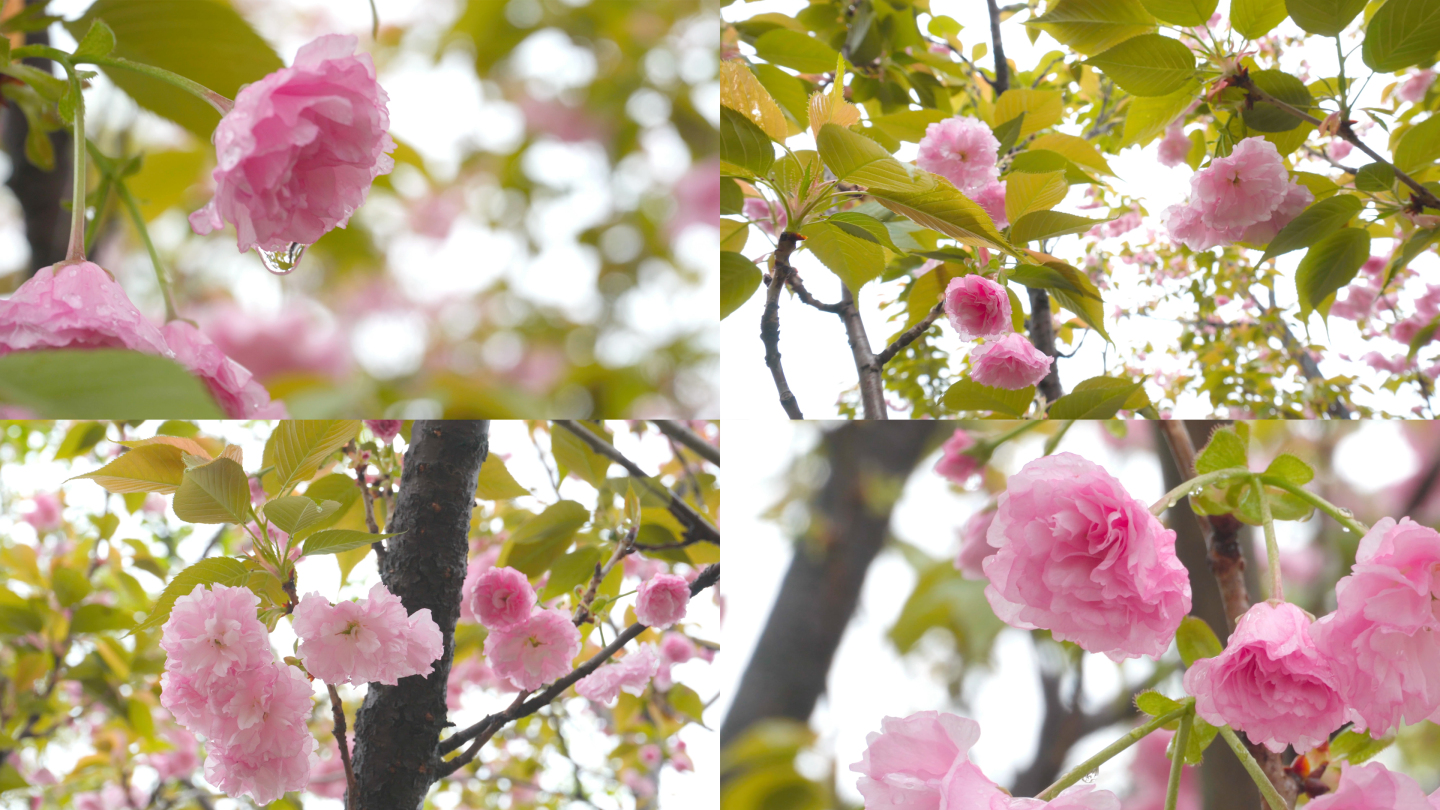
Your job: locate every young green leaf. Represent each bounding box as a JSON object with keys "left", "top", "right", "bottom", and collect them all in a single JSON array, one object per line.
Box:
[
  {"left": 1263, "top": 454, "right": 1314, "bottom": 486},
  {"left": 1295, "top": 227, "right": 1371, "bottom": 321},
  {"left": 132, "top": 557, "right": 251, "bottom": 633},
  {"left": 474, "top": 453, "right": 530, "bottom": 499},
  {"left": 721, "top": 252, "right": 762, "bottom": 320},
  {"left": 941, "top": 380, "right": 1035, "bottom": 416},
  {"left": 172, "top": 458, "right": 250, "bottom": 525},
  {"left": 1084, "top": 34, "right": 1196, "bottom": 97},
  {"left": 301, "top": 529, "right": 401, "bottom": 557},
  {"left": 69, "top": 443, "right": 188, "bottom": 494},
  {"left": 1362, "top": 0, "right": 1440, "bottom": 72},
  {"left": 1047, "top": 376, "right": 1147, "bottom": 418},
  {"left": 1175, "top": 615, "right": 1224, "bottom": 666},
  {"left": 1260, "top": 195, "right": 1363, "bottom": 262},
  {"left": 1195, "top": 427, "right": 1248, "bottom": 474},
  {"left": 73, "top": 18, "right": 117, "bottom": 59}
]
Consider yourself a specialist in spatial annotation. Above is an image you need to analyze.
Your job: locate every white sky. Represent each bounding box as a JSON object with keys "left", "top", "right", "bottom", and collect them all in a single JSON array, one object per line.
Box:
[
  {"left": 717, "top": 421, "right": 1430, "bottom": 804},
  {"left": 721, "top": 0, "right": 1440, "bottom": 419},
  {"left": 2, "top": 420, "right": 718, "bottom": 810}
]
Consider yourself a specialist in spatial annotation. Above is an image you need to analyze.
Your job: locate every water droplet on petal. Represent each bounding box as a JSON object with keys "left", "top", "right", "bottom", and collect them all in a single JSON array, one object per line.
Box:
[{"left": 257, "top": 242, "right": 307, "bottom": 275}]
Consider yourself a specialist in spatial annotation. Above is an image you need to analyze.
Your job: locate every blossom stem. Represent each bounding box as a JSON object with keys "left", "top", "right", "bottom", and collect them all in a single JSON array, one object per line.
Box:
[
  {"left": 1255, "top": 475, "right": 1369, "bottom": 535},
  {"left": 1218, "top": 726, "right": 1288, "bottom": 810},
  {"left": 1148, "top": 467, "right": 1250, "bottom": 516},
  {"left": 1164, "top": 708, "right": 1193, "bottom": 810},
  {"left": 1035, "top": 702, "right": 1191, "bottom": 800},
  {"left": 63, "top": 68, "right": 87, "bottom": 262},
  {"left": 75, "top": 55, "right": 235, "bottom": 116},
  {"left": 326, "top": 684, "right": 358, "bottom": 810},
  {"left": 986, "top": 419, "right": 1044, "bottom": 448},
  {"left": 1252, "top": 475, "right": 1283, "bottom": 602},
  {"left": 112, "top": 178, "right": 179, "bottom": 322},
  {"left": 1041, "top": 419, "right": 1074, "bottom": 455}
]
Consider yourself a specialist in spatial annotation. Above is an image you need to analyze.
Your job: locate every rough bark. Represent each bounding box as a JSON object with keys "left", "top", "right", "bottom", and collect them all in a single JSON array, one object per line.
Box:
[
  {"left": 351, "top": 420, "right": 489, "bottom": 810},
  {"left": 721, "top": 422, "right": 939, "bottom": 744},
  {"left": 2, "top": 2, "right": 72, "bottom": 277}
]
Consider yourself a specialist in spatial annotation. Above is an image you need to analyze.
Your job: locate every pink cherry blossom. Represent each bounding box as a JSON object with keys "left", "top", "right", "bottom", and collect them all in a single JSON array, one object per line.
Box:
[
  {"left": 1164, "top": 202, "right": 1236, "bottom": 251},
  {"left": 624, "top": 552, "right": 667, "bottom": 582},
  {"left": 575, "top": 643, "right": 659, "bottom": 704},
  {"left": 1121, "top": 729, "right": 1198, "bottom": 810},
  {"left": 463, "top": 566, "right": 537, "bottom": 631},
  {"left": 484, "top": 608, "right": 582, "bottom": 691},
  {"left": 1184, "top": 601, "right": 1347, "bottom": 753},
  {"left": 149, "top": 726, "right": 201, "bottom": 782},
  {"left": 969, "top": 333, "right": 1053, "bottom": 390},
  {"left": 944, "top": 275, "right": 1012, "bottom": 341},
  {"left": 190, "top": 34, "right": 395, "bottom": 252},
  {"left": 955, "top": 509, "right": 997, "bottom": 580},
  {"left": 74, "top": 784, "right": 147, "bottom": 810},
  {"left": 142, "top": 492, "right": 167, "bottom": 515},
  {"left": 0, "top": 261, "right": 170, "bottom": 358},
  {"left": 1309, "top": 517, "right": 1440, "bottom": 736},
  {"left": 366, "top": 419, "right": 402, "bottom": 443},
  {"left": 1238, "top": 181, "right": 1313, "bottom": 245},
  {"left": 1157, "top": 123, "right": 1191, "bottom": 167},
  {"left": 194, "top": 301, "right": 350, "bottom": 382},
  {"left": 1329, "top": 139, "right": 1354, "bottom": 160},
  {"left": 743, "top": 197, "right": 787, "bottom": 237},
  {"left": 21, "top": 492, "right": 61, "bottom": 531},
  {"left": 1305, "top": 762, "right": 1435, "bottom": 810},
  {"left": 659, "top": 632, "right": 696, "bottom": 664},
  {"left": 1397, "top": 69, "right": 1435, "bottom": 104},
  {"left": 1189, "top": 137, "right": 1291, "bottom": 230},
  {"left": 292, "top": 583, "right": 442, "bottom": 685},
  {"left": 971, "top": 179, "right": 1009, "bottom": 228},
  {"left": 307, "top": 733, "right": 352, "bottom": 799},
  {"left": 917, "top": 116, "right": 1000, "bottom": 192},
  {"left": 160, "top": 584, "right": 272, "bottom": 679},
  {"left": 161, "top": 321, "right": 288, "bottom": 418},
  {"left": 635, "top": 573, "right": 690, "bottom": 628},
  {"left": 670, "top": 158, "right": 720, "bottom": 236},
  {"left": 671, "top": 739, "right": 694, "bottom": 772},
  {"left": 935, "top": 428, "right": 980, "bottom": 486},
  {"left": 1330, "top": 280, "right": 1379, "bottom": 321},
  {"left": 984, "top": 453, "right": 1192, "bottom": 660},
  {"left": 1007, "top": 787, "right": 1122, "bottom": 810},
  {"left": 850, "top": 710, "right": 983, "bottom": 809}
]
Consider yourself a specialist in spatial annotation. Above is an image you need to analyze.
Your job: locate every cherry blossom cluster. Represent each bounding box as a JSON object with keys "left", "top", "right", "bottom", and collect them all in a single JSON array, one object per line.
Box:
[
  {"left": 917, "top": 115, "right": 1008, "bottom": 227},
  {"left": 292, "top": 583, "right": 443, "bottom": 686},
  {"left": 1163, "top": 136, "right": 1312, "bottom": 251},
  {"left": 466, "top": 566, "right": 583, "bottom": 691},
  {"left": 158, "top": 584, "right": 316, "bottom": 804}
]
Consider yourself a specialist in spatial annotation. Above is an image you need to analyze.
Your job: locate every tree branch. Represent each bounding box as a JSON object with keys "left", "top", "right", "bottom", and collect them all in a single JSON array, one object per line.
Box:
[
  {"left": 437, "top": 564, "right": 720, "bottom": 763},
  {"left": 837, "top": 285, "right": 887, "bottom": 419},
  {"left": 1028, "top": 288, "right": 1064, "bottom": 404},
  {"left": 986, "top": 0, "right": 1009, "bottom": 95},
  {"left": 327, "top": 684, "right": 358, "bottom": 810},
  {"left": 762, "top": 232, "right": 806, "bottom": 418},
  {"left": 552, "top": 421, "right": 720, "bottom": 545},
  {"left": 785, "top": 269, "right": 845, "bottom": 313},
  {"left": 650, "top": 421, "right": 719, "bottom": 466},
  {"left": 875, "top": 302, "right": 944, "bottom": 368}
]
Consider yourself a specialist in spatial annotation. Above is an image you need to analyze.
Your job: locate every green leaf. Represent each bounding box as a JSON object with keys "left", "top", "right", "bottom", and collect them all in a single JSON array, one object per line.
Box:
[
  {"left": 475, "top": 453, "right": 530, "bottom": 499},
  {"left": 721, "top": 219, "right": 749, "bottom": 253},
  {"left": 668, "top": 683, "right": 707, "bottom": 725},
  {"left": 1261, "top": 194, "right": 1364, "bottom": 262},
  {"left": 865, "top": 177, "right": 1013, "bottom": 254},
  {"left": 298, "top": 474, "right": 360, "bottom": 534},
  {"left": 511, "top": 500, "right": 589, "bottom": 545},
  {"left": 799, "top": 220, "right": 886, "bottom": 292},
  {"left": 70, "top": 603, "right": 134, "bottom": 634},
  {"left": 721, "top": 251, "right": 763, "bottom": 320},
  {"left": 263, "top": 495, "right": 340, "bottom": 538},
  {"left": 1026, "top": 0, "right": 1156, "bottom": 55},
  {"left": 1384, "top": 226, "right": 1440, "bottom": 289},
  {"left": 1047, "top": 376, "right": 1146, "bottom": 418},
  {"left": 73, "top": 18, "right": 117, "bottom": 59},
  {"left": 816, "top": 123, "right": 931, "bottom": 189},
  {"left": 1084, "top": 34, "right": 1196, "bottom": 96},
  {"left": 1135, "top": 690, "right": 1182, "bottom": 716},
  {"left": 1354, "top": 161, "right": 1395, "bottom": 192},
  {"left": 0, "top": 349, "right": 223, "bottom": 417},
  {"left": 301, "top": 529, "right": 399, "bottom": 556},
  {"left": 826, "top": 211, "right": 902, "bottom": 252},
  {"left": 133, "top": 557, "right": 250, "bottom": 633},
  {"left": 941, "top": 380, "right": 1035, "bottom": 416},
  {"left": 70, "top": 443, "right": 188, "bottom": 494},
  {"left": 0, "top": 62, "right": 67, "bottom": 101},
  {"left": 1394, "top": 114, "right": 1440, "bottom": 174},
  {"left": 753, "top": 28, "right": 842, "bottom": 73},
  {"left": 1243, "top": 70, "right": 1314, "bottom": 132},
  {"left": 1139, "top": 0, "right": 1218, "bottom": 25},
  {"left": 1362, "top": 0, "right": 1440, "bottom": 72},
  {"left": 1295, "top": 227, "right": 1371, "bottom": 320},
  {"left": 1004, "top": 170, "right": 1068, "bottom": 223},
  {"left": 753, "top": 63, "right": 811, "bottom": 130},
  {"left": 1010, "top": 211, "right": 1108, "bottom": 244},
  {"left": 1121, "top": 81, "right": 1200, "bottom": 146},
  {"left": 1409, "top": 314, "right": 1440, "bottom": 360},
  {"left": 538, "top": 546, "right": 603, "bottom": 601},
  {"left": 1008, "top": 261, "right": 1111, "bottom": 341},
  {"left": 173, "top": 457, "right": 250, "bottom": 524},
  {"left": 1329, "top": 729, "right": 1395, "bottom": 764},
  {"left": 720, "top": 106, "right": 775, "bottom": 178},
  {"left": 1196, "top": 426, "right": 1248, "bottom": 474},
  {"left": 551, "top": 425, "right": 611, "bottom": 487},
  {"left": 991, "top": 112, "right": 1026, "bottom": 155},
  {"left": 720, "top": 177, "right": 743, "bottom": 215},
  {"left": 994, "top": 88, "right": 1064, "bottom": 138},
  {"left": 1264, "top": 454, "right": 1314, "bottom": 485},
  {"left": 0, "top": 763, "right": 28, "bottom": 793},
  {"left": 53, "top": 568, "right": 92, "bottom": 608},
  {"left": 1284, "top": 0, "right": 1367, "bottom": 35},
  {"left": 1176, "top": 715, "right": 1219, "bottom": 764},
  {"left": 1232, "top": 0, "right": 1288, "bottom": 36},
  {"left": 266, "top": 420, "right": 362, "bottom": 497},
  {"left": 55, "top": 421, "right": 108, "bottom": 461},
  {"left": 1176, "top": 615, "right": 1224, "bottom": 666},
  {"left": 66, "top": 0, "right": 284, "bottom": 137},
  {"left": 870, "top": 108, "right": 950, "bottom": 143},
  {"left": 1029, "top": 132, "right": 1114, "bottom": 175}
]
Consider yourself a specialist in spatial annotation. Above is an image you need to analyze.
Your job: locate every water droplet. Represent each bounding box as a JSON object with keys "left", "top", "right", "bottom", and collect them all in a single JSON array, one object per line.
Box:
[
  {"left": 257, "top": 242, "right": 307, "bottom": 275},
  {"left": 1337, "top": 507, "right": 1354, "bottom": 519}
]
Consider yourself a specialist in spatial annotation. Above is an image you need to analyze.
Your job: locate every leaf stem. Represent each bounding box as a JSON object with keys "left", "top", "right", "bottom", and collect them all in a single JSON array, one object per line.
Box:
[
  {"left": 63, "top": 66, "right": 86, "bottom": 262},
  {"left": 1255, "top": 474, "right": 1369, "bottom": 535},
  {"left": 1218, "top": 726, "right": 1288, "bottom": 810},
  {"left": 1036, "top": 702, "right": 1190, "bottom": 800},
  {"left": 114, "top": 179, "right": 178, "bottom": 322},
  {"left": 74, "top": 54, "right": 234, "bottom": 115},
  {"left": 1253, "top": 474, "right": 1283, "bottom": 602},
  {"left": 1148, "top": 467, "right": 1251, "bottom": 516},
  {"left": 1164, "top": 708, "right": 1193, "bottom": 810}
]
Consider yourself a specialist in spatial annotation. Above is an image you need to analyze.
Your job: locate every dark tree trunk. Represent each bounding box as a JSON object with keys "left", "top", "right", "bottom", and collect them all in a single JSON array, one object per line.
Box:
[
  {"left": 351, "top": 420, "right": 490, "bottom": 810},
  {"left": 2, "top": 1, "right": 72, "bottom": 278},
  {"left": 720, "top": 422, "right": 939, "bottom": 744}
]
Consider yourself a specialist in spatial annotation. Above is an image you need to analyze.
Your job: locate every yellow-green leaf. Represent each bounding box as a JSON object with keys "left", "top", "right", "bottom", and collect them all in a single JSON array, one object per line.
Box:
[
  {"left": 173, "top": 457, "right": 250, "bottom": 524},
  {"left": 798, "top": 220, "right": 887, "bottom": 293},
  {"left": 69, "top": 443, "right": 187, "bottom": 494},
  {"left": 993, "top": 88, "right": 1063, "bottom": 137},
  {"left": 1026, "top": 0, "right": 1156, "bottom": 55},
  {"left": 1295, "top": 227, "right": 1371, "bottom": 320},
  {"left": 1084, "top": 34, "right": 1196, "bottom": 96},
  {"left": 1004, "top": 170, "right": 1068, "bottom": 224},
  {"left": 1362, "top": 0, "right": 1440, "bottom": 72},
  {"left": 475, "top": 453, "right": 529, "bottom": 499}
]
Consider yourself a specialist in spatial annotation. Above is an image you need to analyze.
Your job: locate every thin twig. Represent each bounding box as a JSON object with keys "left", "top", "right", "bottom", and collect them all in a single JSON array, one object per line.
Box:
[
  {"left": 785, "top": 270, "right": 844, "bottom": 313},
  {"left": 354, "top": 461, "right": 388, "bottom": 561},
  {"left": 876, "top": 302, "right": 944, "bottom": 367},
  {"left": 327, "top": 684, "right": 358, "bottom": 810},
  {"left": 573, "top": 526, "right": 637, "bottom": 626},
  {"left": 837, "top": 285, "right": 886, "bottom": 419},
  {"left": 762, "top": 232, "right": 805, "bottom": 418},
  {"left": 651, "top": 421, "right": 719, "bottom": 466}
]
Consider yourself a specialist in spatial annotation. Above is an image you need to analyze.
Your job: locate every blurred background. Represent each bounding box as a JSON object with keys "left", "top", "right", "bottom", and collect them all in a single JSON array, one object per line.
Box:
[
  {"left": 0, "top": 0, "right": 719, "bottom": 417},
  {"left": 720, "top": 420, "right": 1440, "bottom": 810}
]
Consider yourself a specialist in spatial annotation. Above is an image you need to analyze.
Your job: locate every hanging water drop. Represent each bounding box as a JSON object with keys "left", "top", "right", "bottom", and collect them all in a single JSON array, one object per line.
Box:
[{"left": 258, "top": 242, "right": 307, "bottom": 275}]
